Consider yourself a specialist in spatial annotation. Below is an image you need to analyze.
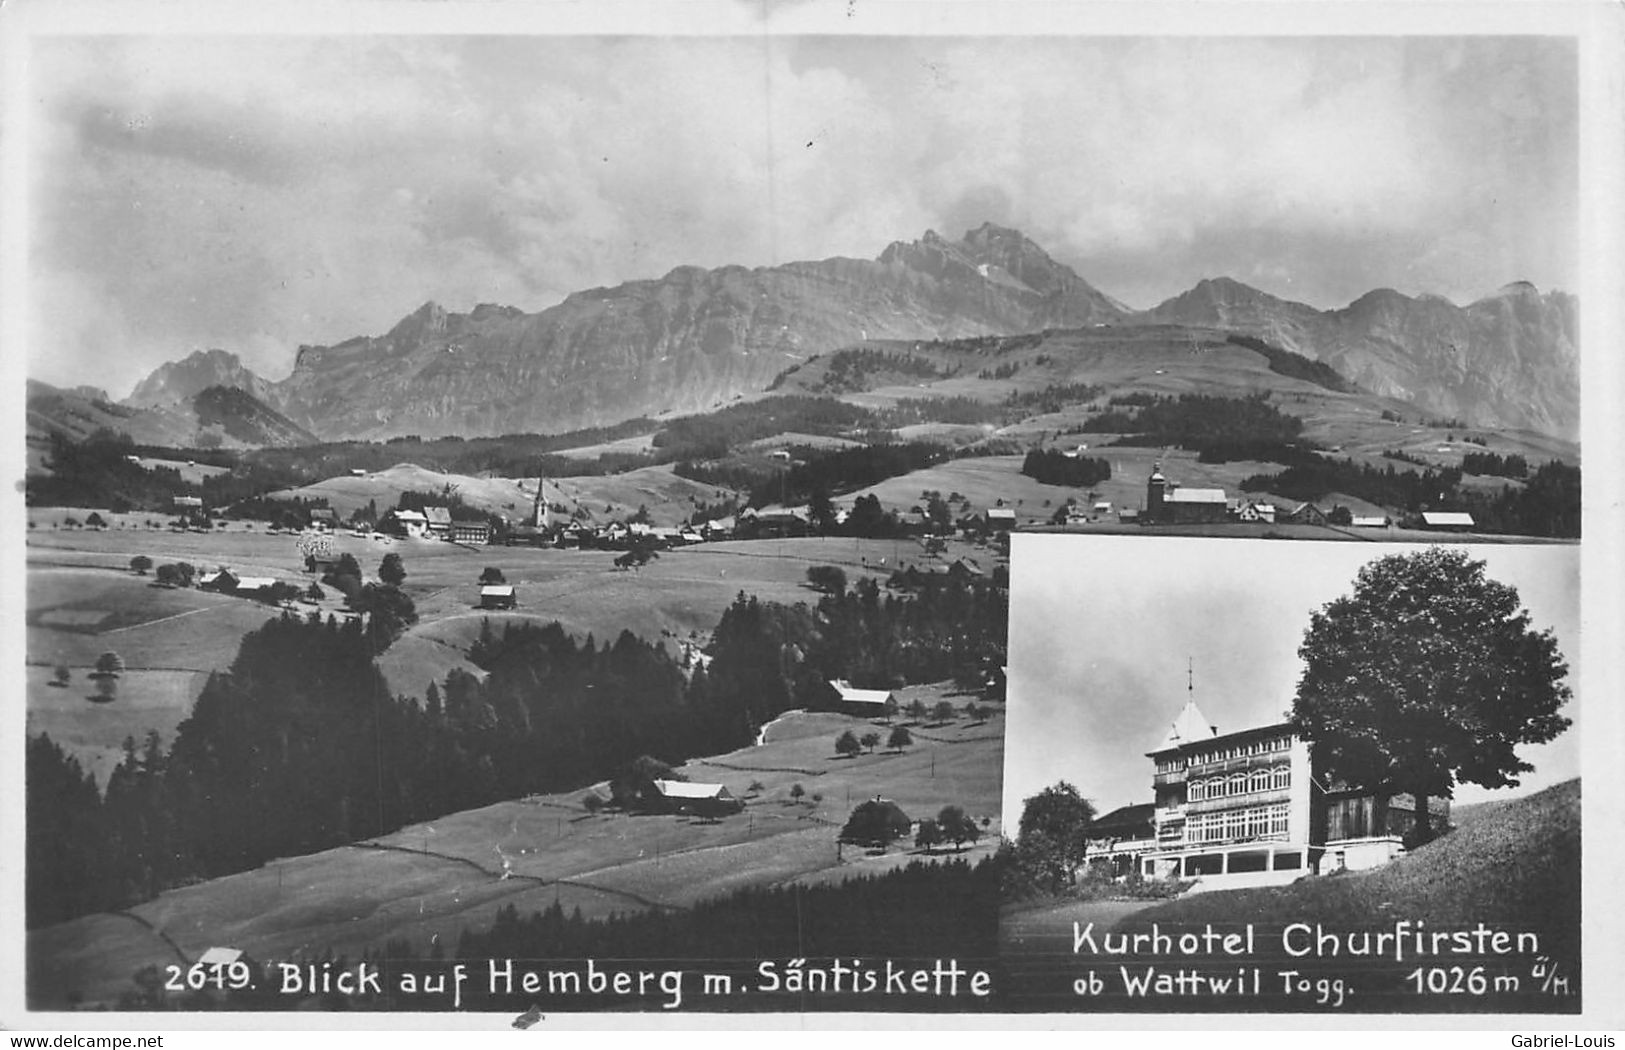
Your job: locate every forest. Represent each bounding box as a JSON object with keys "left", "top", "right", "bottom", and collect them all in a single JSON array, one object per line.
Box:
[
  {"left": 1020, "top": 448, "right": 1112, "bottom": 488},
  {"left": 1223, "top": 333, "right": 1355, "bottom": 392},
  {"left": 1082, "top": 392, "right": 1310, "bottom": 463},
  {"left": 27, "top": 571, "right": 1008, "bottom": 929}
]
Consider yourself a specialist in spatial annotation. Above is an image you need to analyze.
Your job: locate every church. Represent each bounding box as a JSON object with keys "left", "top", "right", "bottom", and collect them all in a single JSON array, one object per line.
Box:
[
  {"left": 1085, "top": 685, "right": 1449, "bottom": 889},
  {"left": 1141, "top": 463, "right": 1229, "bottom": 525}
]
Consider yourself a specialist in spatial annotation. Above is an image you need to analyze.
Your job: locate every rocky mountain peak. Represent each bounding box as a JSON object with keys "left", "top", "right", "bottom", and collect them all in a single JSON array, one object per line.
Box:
[{"left": 124, "top": 348, "right": 273, "bottom": 410}]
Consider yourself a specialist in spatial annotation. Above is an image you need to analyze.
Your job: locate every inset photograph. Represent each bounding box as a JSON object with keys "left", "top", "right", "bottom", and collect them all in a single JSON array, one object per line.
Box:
[{"left": 1000, "top": 533, "right": 1579, "bottom": 1013}]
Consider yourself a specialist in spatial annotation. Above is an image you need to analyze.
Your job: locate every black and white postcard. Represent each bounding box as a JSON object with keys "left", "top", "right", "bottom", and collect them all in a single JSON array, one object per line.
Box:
[{"left": 4, "top": 0, "right": 1621, "bottom": 1033}]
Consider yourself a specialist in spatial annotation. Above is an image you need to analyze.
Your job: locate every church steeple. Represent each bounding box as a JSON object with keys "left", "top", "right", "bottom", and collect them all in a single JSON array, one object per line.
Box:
[{"left": 532, "top": 474, "right": 549, "bottom": 529}]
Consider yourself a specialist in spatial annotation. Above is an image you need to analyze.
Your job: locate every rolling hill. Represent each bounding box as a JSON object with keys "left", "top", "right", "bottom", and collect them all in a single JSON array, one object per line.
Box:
[{"left": 27, "top": 379, "right": 315, "bottom": 460}]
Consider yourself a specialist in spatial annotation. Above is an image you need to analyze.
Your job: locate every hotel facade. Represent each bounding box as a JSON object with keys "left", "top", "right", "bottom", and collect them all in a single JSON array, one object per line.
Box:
[{"left": 1086, "top": 695, "right": 1447, "bottom": 889}]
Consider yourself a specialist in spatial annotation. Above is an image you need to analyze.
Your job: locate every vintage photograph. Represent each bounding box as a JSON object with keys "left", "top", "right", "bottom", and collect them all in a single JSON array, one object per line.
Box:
[
  {"left": 4, "top": 0, "right": 1617, "bottom": 1028},
  {"left": 1000, "top": 534, "right": 1581, "bottom": 1013}
]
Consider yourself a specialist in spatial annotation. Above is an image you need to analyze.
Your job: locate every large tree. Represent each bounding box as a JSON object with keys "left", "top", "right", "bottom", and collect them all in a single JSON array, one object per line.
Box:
[
  {"left": 1291, "top": 547, "right": 1571, "bottom": 841},
  {"left": 378, "top": 553, "right": 407, "bottom": 587},
  {"left": 1016, "top": 781, "right": 1095, "bottom": 885}
]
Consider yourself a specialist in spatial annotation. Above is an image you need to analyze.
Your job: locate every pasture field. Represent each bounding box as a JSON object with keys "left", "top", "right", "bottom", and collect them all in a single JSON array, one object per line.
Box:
[
  {"left": 271, "top": 461, "right": 735, "bottom": 524},
  {"left": 25, "top": 666, "right": 208, "bottom": 789},
  {"left": 833, "top": 450, "right": 1297, "bottom": 527},
  {"left": 27, "top": 700, "right": 1002, "bottom": 1008},
  {"left": 26, "top": 524, "right": 1005, "bottom": 793}
]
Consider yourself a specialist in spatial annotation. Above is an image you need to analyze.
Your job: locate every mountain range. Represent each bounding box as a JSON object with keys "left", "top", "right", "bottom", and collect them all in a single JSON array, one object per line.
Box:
[{"left": 106, "top": 223, "right": 1581, "bottom": 442}]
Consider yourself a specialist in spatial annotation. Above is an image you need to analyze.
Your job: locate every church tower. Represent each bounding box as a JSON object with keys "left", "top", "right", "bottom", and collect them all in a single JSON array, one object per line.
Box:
[
  {"left": 532, "top": 475, "right": 549, "bottom": 529},
  {"left": 1146, "top": 462, "right": 1168, "bottom": 523}
]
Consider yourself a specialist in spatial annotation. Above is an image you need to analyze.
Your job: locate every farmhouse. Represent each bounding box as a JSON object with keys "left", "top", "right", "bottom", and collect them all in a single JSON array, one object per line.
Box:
[
  {"left": 986, "top": 507, "right": 1018, "bottom": 531},
  {"left": 1106, "top": 691, "right": 1451, "bottom": 888},
  {"left": 308, "top": 507, "right": 339, "bottom": 530},
  {"left": 1230, "top": 499, "right": 1278, "bottom": 524},
  {"left": 1421, "top": 511, "right": 1475, "bottom": 531},
  {"left": 230, "top": 576, "right": 279, "bottom": 597},
  {"left": 1142, "top": 465, "right": 1227, "bottom": 525},
  {"left": 423, "top": 506, "right": 453, "bottom": 538},
  {"left": 1280, "top": 501, "right": 1329, "bottom": 526},
  {"left": 826, "top": 679, "right": 897, "bottom": 717},
  {"left": 648, "top": 779, "right": 743, "bottom": 817},
  {"left": 384, "top": 509, "right": 429, "bottom": 538},
  {"left": 172, "top": 495, "right": 204, "bottom": 511},
  {"left": 479, "top": 584, "right": 517, "bottom": 609},
  {"left": 198, "top": 569, "right": 239, "bottom": 593},
  {"left": 701, "top": 516, "right": 736, "bottom": 540},
  {"left": 741, "top": 507, "right": 810, "bottom": 538},
  {"left": 1351, "top": 514, "right": 1391, "bottom": 529}
]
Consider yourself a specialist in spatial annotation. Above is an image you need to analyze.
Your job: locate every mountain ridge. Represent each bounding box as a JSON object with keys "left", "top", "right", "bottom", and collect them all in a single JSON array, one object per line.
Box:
[{"left": 117, "top": 224, "right": 1579, "bottom": 442}]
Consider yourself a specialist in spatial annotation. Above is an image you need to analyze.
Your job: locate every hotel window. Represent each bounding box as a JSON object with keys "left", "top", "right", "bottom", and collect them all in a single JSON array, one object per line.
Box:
[
  {"left": 1272, "top": 764, "right": 1290, "bottom": 790},
  {"left": 1249, "top": 767, "right": 1269, "bottom": 793}
]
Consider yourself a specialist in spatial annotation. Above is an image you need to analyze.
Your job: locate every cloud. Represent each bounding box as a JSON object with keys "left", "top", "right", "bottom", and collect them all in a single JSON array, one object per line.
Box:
[{"left": 23, "top": 33, "right": 1576, "bottom": 394}]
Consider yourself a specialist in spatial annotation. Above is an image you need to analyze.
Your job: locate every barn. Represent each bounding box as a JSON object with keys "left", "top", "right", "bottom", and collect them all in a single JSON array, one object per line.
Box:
[
  {"left": 827, "top": 680, "right": 897, "bottom": 718},
  {"left": 648, "top": 779, "right": 744, "bottom": 818},
  {"left": 1421, "top": 511, "right": 1475, "bottom": 531},
  {"left": 479, "top": 584, "right": 517, "bottom": 609}
]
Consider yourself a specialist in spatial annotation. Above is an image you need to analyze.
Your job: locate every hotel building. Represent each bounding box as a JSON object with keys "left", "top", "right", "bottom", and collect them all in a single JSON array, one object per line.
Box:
[{"left": 1086, "top": 691, "right": 1448, "bottom": 889}]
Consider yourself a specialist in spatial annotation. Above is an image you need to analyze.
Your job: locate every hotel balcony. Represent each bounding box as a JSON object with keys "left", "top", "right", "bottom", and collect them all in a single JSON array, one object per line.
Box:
[
  {"left": 1187, "top": 753, "right": 1291, "bottom": 777},
  {"left": 1186, "top": 787, "right": 1292, "bottom": 815},
  {"left": 1153, "top": 769, "right": 1187, "bottom": 787}
]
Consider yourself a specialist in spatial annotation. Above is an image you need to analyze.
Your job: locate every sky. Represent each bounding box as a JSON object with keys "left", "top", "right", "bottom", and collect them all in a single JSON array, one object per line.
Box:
[
  {"left": 1001, "top": 535, "right": 1583, "bottom": 827},
  {"left": 14, "top": 17, "right": 1579, "bottom": 400}
]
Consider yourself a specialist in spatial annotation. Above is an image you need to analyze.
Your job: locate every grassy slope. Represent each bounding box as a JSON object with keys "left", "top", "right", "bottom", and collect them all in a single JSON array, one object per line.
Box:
[
  {"left": 269, "top": 462, "right": 734, "bottom": 524},
  {"left": 1116, "top": 779, "right": 1581, "bottom": 974},
  {"left": 28, "top": 701, "right": 1002, "bottom": 1008},
  {"left": 785, "top": 327, "right": 1575, "bottom": 469}
]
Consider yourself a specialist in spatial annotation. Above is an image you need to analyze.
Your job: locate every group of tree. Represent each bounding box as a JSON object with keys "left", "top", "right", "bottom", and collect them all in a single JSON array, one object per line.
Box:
[
  {"left": 1224, "top": 334, "right": 1354, "bottom": 392},
  {"left": 797, "top": 348, "right": 950, "bottom": 394},
  {"left": 1000, "top": 781, "right": 1097, "bottom": 899},
  {"left": 654, "top": 396, "right": 878, "bottom": 461},
  {"left": 1083, "top": 393, "right": 1307, "bottom": 463},
  {"left": 806, "top": 565, "right": 847, "bottom": 595},
  {"left": 153, "top": 561, "right": 197, "bottom": 588},
  {"left": 914, "top": 805, "right": 983, "bottom": 854},
  {"left": 834, "top": 729, "right": 885, "bottom": 758},
  {"left": 1020, "top": 448, "right": 1112, "bottom": 488},
  {"left": 754, "top": 442, "right": 950, "bottom": 510},
  {"left": 1461, "top": 451, "right": 1531, "bottom": 479},
  {"left": 26, "top": 430, "right": 194, "bottom": 512},
  {"left": 706, "top": 574, "right": 1007, "bottom": 731}
]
